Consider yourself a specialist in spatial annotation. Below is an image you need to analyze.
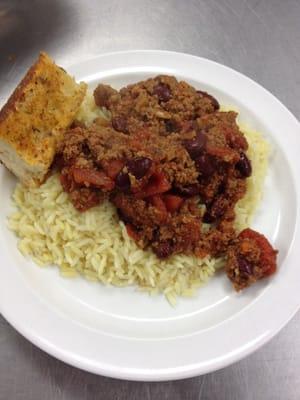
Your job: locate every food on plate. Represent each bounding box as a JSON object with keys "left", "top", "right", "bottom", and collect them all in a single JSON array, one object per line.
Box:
[
  {"left": 2, "top": 55, "right": 277, "bottom": 303},
  {"left": 9, "top": 127, "right": 269, "bottom": 304},
  {"left": 226, "top": 228, "right": 277, "bottom": 290},
  {"left": 0, "top": 52, "right": 87, "bottom": 186}
]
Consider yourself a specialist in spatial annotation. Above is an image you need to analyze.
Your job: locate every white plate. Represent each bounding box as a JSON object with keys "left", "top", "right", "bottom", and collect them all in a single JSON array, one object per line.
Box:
[{"left": 0, "top": 50, "right": 300, "bottom": 381}]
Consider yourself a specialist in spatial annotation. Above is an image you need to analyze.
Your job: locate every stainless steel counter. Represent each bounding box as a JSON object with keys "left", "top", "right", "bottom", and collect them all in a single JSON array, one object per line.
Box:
[{"left": 0, "top": 0, "right": 300, "bottom": 398}]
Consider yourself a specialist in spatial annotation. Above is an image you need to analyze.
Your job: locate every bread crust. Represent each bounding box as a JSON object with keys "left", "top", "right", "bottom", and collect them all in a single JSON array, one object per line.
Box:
[{"left": 0, "top": 52, "right": 87, "bottom": 186}]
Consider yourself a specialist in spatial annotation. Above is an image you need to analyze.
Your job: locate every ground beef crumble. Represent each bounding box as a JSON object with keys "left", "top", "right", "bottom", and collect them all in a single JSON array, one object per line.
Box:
[{"left": 57, "top": 75, "right": 277, "bottom": 291}]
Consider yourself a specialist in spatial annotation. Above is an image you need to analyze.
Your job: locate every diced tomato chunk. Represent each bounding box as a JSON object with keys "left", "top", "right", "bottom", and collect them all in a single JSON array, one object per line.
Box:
[
  {"left": 135, "top": 172, "right": 171, "bottom": 198},
  {"left": 148, "top": 195, "right": 168, "bottom": 222},
  {"left": 149, "top": 194, "right": 167, "bottom": 213},
  {"left": 163, "top": 194, "right": 184, "bottom": 213},
  {"left": 72, "top": 168, "right": 115, "bottom": 190},
  {"left": 102, "top": 159, "right": 125, "bottom": 179}
]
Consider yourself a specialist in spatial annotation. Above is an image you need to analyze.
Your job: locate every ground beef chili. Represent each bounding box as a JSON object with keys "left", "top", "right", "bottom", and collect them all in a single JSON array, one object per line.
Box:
[
  {"left": 226, "top": 229, "right": 277, "bottom": 290},
  {"left": 57, "top": 75, "right": 277, "bottom": 291}
]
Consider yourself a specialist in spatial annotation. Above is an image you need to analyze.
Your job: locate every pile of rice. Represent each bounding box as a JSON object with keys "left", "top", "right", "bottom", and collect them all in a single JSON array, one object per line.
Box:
[{"left": 7, "top": 96, "right": 270, "bottom": 305}]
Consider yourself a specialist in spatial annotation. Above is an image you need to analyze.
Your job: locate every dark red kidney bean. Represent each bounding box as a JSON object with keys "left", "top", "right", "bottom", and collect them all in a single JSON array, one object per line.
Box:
[
  {"left": 115, "top": 171, "right": 130, "bottom": 191},
  {"left": 236, "top": 152, "right": 252, "bottom": 177},
  {"left": 195, "top": 154, "right": 215, "bottom": 178},
  {"left": 165, "top": 119, "right": 178, "bottom": 133},
  {"left": 237, "top": 256, "right": 253, "bottom": 275},
  {"left": 153, "top": 83, "right": 172, "bottom": 102},
  {"left": 176, "top": 184, "right": 200, "bottom": 197},
  {"left": 126, "top": 157, "right": 152, "bottom": 179},
  {"left": 112, "top": 116, "right": 128, "bottom": 133},
  {"left": 196, "top": 90, "right": 220, "bottom": 110},
  {"left": 153, "top": 240, "right": 173, "bottom": 259},
  {"left": 184, "top": 132, "right": 207, "bottom": 159}
]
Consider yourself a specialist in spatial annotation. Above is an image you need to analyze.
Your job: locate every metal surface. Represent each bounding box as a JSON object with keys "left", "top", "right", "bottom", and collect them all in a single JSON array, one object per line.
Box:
[{"left": 0, "top": 0, "right": 299, "bottom": 398}]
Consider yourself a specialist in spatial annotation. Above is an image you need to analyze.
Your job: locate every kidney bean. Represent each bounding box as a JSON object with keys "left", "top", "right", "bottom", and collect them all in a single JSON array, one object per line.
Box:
[
  {"left": 196, "top": 90, "right": 220, "bottom": 110},
  {"left": 112, "top": 116, "right": 128, "bottom": 133},
  {"left": 115, "top": 171, "right": 130, "bottom": 191},
  {"left": 237, "top": 256, "right": 253, "bottom": 275},
  {"left": 195, "top": 154, "right": 215, "bottom": 178},
  {"left": 236, "top": 152, "right": 252, "bottom": 177},
  {"left": 126, "top": 157, "right": 152, "bottom": 179},
  {"left": 153, "top": 240, "right": 173, "bottom": 259},
  {"left": 184, "top": 131, "right": 207, "bottom": 159},
  {"left": 153, "top": 83, "right": 172, "bottom": 102}
]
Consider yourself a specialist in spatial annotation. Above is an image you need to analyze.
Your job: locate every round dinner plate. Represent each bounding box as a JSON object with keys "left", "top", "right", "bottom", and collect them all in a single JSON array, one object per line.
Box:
[{"left": 0, "top": 50, "right": 299, "bottom": 381}]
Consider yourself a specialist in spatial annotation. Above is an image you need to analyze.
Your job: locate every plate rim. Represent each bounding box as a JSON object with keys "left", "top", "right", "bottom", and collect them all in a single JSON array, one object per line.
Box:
[{"left": 1, "top": 49, "right": 300, "bottom": 381}]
